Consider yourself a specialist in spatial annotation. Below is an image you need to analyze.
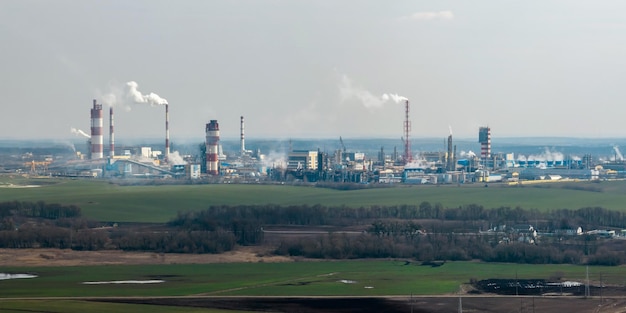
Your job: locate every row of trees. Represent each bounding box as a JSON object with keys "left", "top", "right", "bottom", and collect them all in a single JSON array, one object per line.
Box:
[
  {"left": 0, "top": 201, "right": 81, "bottom": 220},
  {"left": 274, "top": 232, "right": 626, "bottom": 265},
  {"left": 2, "top": 200, "right": 626, "bottom": 264},
  {"left": 171, "top": 203, "right": 626, "bottom": 230}
]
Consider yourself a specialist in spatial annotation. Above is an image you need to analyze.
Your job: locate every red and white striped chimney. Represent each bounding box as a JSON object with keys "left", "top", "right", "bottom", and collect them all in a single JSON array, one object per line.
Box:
[
  {"left": 90, "top": 99, "right": 103, "bottom": 159},
  {"left": 206, "top": 120, "right": 220, "bottom": 175}
]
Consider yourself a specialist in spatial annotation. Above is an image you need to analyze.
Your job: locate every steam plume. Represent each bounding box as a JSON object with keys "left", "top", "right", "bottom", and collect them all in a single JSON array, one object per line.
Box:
[
  {"left": 71, "top": 127, "right": 91, "bottom": 138},
  {"left": 126, "top": 81, "right": 168, "bottom": 106},
  {"left": 339, "top": 74, "right": 408, "bottom": 108},
  {"left": 613, "top": 145, "right": 624, "bottom": 161},
  {"left": 381, "top": 93, "right": 408, "bottom": 103}
]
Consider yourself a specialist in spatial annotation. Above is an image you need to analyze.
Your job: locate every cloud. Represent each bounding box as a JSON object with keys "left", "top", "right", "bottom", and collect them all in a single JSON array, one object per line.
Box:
[{"left": 401, "top": 11, "right": 454, "bottom": 21}]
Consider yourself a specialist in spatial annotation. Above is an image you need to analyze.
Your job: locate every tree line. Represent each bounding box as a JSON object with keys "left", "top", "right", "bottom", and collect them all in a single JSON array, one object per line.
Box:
[{"left": 2, "top": 201, "right": 626, "bottom": 264}]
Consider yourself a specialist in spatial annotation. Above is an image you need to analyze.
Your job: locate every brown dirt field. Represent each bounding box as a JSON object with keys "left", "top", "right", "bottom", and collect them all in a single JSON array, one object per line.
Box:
[{"left": 0, "top": 246, "right": 293, "bottom": 267}]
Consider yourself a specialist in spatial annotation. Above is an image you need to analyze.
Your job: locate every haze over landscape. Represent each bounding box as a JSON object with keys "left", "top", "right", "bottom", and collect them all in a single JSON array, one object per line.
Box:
[{"left": 2, "top": 1, "right": 626, "bottom": 140}]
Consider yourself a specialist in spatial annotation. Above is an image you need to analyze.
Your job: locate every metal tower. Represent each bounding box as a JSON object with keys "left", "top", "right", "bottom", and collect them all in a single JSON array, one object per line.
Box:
[{"left": 403, "top": 100, "right": 412, "bottom": 164}]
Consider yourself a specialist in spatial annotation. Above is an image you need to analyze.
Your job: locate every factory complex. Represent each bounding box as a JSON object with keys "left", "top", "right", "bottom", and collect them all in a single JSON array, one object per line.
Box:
[{"left": 8, "top": 98, "right": 626, "bottom": 185}]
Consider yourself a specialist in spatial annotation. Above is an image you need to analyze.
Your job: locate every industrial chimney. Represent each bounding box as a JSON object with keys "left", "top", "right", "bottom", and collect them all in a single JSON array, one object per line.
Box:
[
  {"left": 165, "top": 104, "right": 170, "bottom": 162},
  {"left": 240, "top": 116, "right": 245, "bottom": 155},
  {"left": 90, "top": 99, "right": 103, "bottom": 159},
  {"left": 403, "top": 100, "right": 412, "bottom": 164},
  {"left": 206, "top": 120, "right": 220, "bottom": 175},
  {"left": 109, "top": 107, "right": 115, "bottom": 157},
  {"left": 479, "top": 126, "right": 491, "bottom": 163}
]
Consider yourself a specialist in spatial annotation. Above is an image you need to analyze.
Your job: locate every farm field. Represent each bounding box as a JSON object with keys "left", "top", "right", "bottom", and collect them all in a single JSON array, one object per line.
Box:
[
  {"left": 1, "top": 176, "right": 625, "bottom": 223},
  {"left": 1, "top": 261, "right": 624, "bottom": 298},
  {"left": 2, "top": 260, "right": 626, "bottom": 312}
]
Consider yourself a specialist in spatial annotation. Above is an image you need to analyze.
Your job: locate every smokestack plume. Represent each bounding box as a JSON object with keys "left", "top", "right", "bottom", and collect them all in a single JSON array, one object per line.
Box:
[
  {"left": 126, "top": 81, "right": 168, "bottom": 106},
  {"left": 165, "top": 104, "right": 170, "bottom": 161},
  {"left": 206, "top": 120, "right": 220, "bottom": 175},
  {"left": 90, "top": 99, "right": 104, "bottom": 159},
  {"left": 240, "top": 116, "right": 245, "bottom": 155},
  {"left": 109, "top": 107, "right": 115, "bottom": 157},
  {"left": 71, "top": 127, "right": 91, "bottom": 138}
]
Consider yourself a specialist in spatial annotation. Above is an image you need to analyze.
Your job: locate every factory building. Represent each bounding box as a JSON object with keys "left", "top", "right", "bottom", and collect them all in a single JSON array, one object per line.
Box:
[{"left": 287, "top": 150, "right": 318, "bottom": 171}]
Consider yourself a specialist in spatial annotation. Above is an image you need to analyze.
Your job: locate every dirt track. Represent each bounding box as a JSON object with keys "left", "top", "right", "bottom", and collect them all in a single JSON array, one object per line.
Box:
[{"left": 0, "top": 247, "right": 293, "bottom": 267}]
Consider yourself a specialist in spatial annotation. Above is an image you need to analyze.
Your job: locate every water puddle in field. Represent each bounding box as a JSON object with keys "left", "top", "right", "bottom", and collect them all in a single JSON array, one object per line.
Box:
[
  {"left": 82, "top": 280, "right": 165, "bottom": 285},
  {"left": 0, "top": 273, "right": 38, "bottom": 280}
]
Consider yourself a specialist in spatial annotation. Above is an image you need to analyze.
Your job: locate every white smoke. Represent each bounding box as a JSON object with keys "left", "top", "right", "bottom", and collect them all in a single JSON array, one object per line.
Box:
[
  {"left": 126, "top": 81, "right": 168, "bottom": 106},
  {"left": 262, "top": 150, "right": 287, "bottom": 169},
  {"left": 612, "top": 145, "right": 624, "bottom": 161},
  {"left": 339, "top": 74, "right": 408, "bottom": 108},
  {"left": 381, "top": 93, "right": 408, "bottom": 104},
  {"left": 168, "top": 151, "right": 186, "bottom": 165},
  {"left": 71, "top": 127, "right": 91, "bottom": 138},
  {"left": 460, "top": 150, "right": 476, "bottom": 158}
]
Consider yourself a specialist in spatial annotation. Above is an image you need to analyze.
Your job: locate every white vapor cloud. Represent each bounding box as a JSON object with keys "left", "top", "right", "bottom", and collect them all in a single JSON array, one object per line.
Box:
[
  {"left": 402, "top": 11, "right": 454, "bottom": 21},
  {"left": 70, "top": 127, "right": 91, "bottom": 139},
  {"left": 126, "top": 81, "right": 168, "bottom": 106},
  {"left": 339, "top": 74, "right": 408, "bottom": 109}
]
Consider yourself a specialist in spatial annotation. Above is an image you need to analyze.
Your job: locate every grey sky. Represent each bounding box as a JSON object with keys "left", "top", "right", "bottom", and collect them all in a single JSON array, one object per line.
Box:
[{"left": 2, "top": 1, "right": 626, "bottom": 141}]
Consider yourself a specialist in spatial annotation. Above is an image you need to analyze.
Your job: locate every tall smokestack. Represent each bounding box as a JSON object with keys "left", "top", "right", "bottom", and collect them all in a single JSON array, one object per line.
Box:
[
  {"left": 90, "top": 99, "right": 103, "bottom": 159},
  {"left": 206, "top": 120, "right": 220, "bottom": 175},
  {"left": 165, "top": 104, "right": 170, "bottom": 162},
  {"left": 479, "top": 126, "right": 491, "bottom": 164},
  {"left": 447, "top": 134, "right": 453, "bottom": 171},
  {"left": 240, "top": 116, "right": 245, "bottom": 155},
  {"left": 403, "top": 100, "right": 412, "bottom": 164},
  {"left": 109, "top": 107, "right": 115, "bottom": 157}
]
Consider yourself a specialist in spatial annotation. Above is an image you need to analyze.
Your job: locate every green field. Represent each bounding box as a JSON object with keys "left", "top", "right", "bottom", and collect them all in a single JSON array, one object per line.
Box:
[
  {"left": 1, "top": 261, "right": 623, "bottom": 298},
  {"left": 1, "top": 177, "right": 626, "bottom": 222}
]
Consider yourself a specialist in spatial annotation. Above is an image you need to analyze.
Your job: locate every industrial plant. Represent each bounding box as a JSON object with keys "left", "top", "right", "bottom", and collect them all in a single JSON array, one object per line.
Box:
[{"left": 4, "top": 95, "right": 626, "bottom": 186}]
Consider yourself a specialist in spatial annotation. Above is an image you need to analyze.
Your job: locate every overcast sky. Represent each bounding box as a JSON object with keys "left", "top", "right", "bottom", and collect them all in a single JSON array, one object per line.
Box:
[{"left": 2, "top": 1, "right": 626, "bottom": 141}]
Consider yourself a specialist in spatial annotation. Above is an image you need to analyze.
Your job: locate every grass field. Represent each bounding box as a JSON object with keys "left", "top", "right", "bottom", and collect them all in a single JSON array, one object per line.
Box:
[
  {"left": 1, "top": 177, "right": 626, "bottom": 223},
  {"left": 1, "top": 261, "right": 623, "bottom": 298}
]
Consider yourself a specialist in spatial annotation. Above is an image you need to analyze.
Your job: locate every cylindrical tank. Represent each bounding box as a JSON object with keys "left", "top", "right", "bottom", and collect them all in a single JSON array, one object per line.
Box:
[
  {"left": 90, "top": 99, "right": 103, "bottom": 159},
  {"left": 206, "top": 120, "right": 220, "bottom": 175}
]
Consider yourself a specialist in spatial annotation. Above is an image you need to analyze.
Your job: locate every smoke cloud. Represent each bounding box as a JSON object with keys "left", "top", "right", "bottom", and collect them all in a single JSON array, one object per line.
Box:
[
  {"left": 339, "top": 74, "right": 408, "bottom": 108},
  {"left": 168, "top": 151, "right": 187, "bottom": 165},
  {"left": 70, "top": 127, "right": 91, "bottom": 138},
  {"left": 612, "top": 145, "right": 624, "bottom": 161},
  {"left": 126, "top": 81, "right": 168, "bottom": 106}
]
